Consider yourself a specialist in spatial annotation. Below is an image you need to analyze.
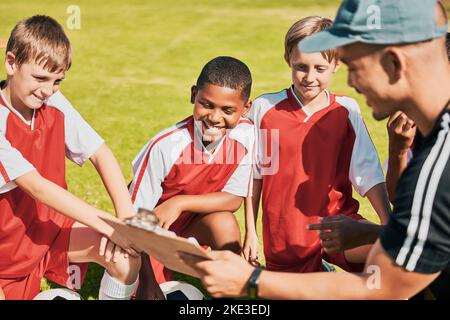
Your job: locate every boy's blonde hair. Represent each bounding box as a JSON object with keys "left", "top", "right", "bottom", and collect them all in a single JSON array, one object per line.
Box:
[
  {"left": 284, "top": 16, "right": 337, "bottom": 64},
  {"left": 6, "top": 15, "right": 71, "bottom": 73}
]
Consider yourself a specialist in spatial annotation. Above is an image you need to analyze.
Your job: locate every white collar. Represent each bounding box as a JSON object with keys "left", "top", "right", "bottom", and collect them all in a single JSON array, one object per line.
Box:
[{"left": 0, "top": 84, "right": 36, "bottom": 130}]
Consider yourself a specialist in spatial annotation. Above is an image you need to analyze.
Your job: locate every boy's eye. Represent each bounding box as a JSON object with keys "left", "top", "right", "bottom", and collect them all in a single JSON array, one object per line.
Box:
[{"left": 223, "top": 108, "right": 234, "bottom": 115}]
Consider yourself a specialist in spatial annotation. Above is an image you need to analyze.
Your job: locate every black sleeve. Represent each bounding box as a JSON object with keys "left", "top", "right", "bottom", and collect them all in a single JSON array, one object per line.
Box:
[{"left": 380, "top": 134, "right": 450, "bottom": 274}]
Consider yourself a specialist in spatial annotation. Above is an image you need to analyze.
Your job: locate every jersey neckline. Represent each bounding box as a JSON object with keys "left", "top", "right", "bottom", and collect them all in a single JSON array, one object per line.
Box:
[{"left": 0, "top": 81, "right": 37, "bottom": 130}]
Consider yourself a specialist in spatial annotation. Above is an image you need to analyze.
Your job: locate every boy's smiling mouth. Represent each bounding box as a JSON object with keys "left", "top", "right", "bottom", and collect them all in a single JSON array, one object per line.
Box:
[
  {"left": 201, "top": 120, "right": 226, "bottom": 142},
  {"left": 32, "top": 93, "right": 45, "bottom": 103}
]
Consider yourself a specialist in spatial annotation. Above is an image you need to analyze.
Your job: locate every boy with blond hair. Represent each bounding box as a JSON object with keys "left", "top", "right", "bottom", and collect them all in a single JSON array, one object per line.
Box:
[
  {"left": 243, "top": 16, "right": 391, "bottom": 273},
  {"left": 0, "top": 15, "right": 140, "bottom": 300}
]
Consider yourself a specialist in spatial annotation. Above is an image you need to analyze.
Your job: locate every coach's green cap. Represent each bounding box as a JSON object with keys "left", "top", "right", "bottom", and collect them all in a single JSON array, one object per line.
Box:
[{"left": 299, "top": 0, "right": 448, "bottom": 52}]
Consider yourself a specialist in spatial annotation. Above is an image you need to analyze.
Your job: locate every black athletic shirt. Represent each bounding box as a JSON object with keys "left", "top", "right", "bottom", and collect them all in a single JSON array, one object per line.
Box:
[{"left": 381, "top": 103, "right": 450, "bottom": 274}]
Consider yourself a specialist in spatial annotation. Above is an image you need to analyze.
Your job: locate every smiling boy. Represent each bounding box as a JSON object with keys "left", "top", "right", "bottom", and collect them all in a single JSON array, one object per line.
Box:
[
  {"left": 0, "top": 15, "right": 141, "bottom": 300},
  {"left": 129, "top": 56, "right": 254, "bottom": 298},
  {"left": 244, "top": 16, "right": 390, "bottom": 274}
]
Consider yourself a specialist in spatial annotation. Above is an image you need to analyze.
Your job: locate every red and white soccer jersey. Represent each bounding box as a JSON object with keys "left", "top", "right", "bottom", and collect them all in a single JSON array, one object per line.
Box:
[
  {"left": 248, "top": 86, "right": 385, "bottom": 273},
  {"left": 129, "top": 116, "right": 254, "bottom": 282},
  {"left": 0, "top": 87, "right": 104, "bottom": 299},
  {"left": 129, "top": 115, "right": 254, "bottom": 223}
]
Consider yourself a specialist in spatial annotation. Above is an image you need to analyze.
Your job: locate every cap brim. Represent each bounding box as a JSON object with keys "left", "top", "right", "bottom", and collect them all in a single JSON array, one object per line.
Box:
[{"left": 298, "top": 29, "right": 358, "bottom": 53}]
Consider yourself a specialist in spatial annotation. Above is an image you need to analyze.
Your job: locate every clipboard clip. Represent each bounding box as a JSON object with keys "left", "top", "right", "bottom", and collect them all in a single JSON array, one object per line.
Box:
[
  {"left": 126, "top": 208, "right": 177, "bottom": 238},
  {"left": 125, "top": 208, "right": 160, "bottom": 232}
]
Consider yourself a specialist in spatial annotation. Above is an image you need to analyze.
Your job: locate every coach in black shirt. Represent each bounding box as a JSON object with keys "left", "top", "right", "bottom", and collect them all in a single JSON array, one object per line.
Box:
[{"left": 181, "top": 0, "right": 450, "bottom": 299}]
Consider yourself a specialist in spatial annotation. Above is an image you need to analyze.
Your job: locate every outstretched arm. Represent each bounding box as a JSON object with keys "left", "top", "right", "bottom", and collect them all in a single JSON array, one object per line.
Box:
[
  {"left": 153, "top": 192, "right": 243, "bottom": 229},
  {"left": 15, "top": 170, "right": 138, "bottom": 255},
  {"left": 90, "top": 144, "right": 136, "bottom": 219},
  {"left": 182, "top": 240, "right": 439, "bottom": 300},
  {"left": 306, "top": 182, "right": 389, "bottom": 255}
]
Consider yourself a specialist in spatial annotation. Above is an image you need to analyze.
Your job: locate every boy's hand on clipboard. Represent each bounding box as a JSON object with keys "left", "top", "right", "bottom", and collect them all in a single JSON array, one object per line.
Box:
[{"left": 153, "top": 198, "right": 183, "bottom": 230}]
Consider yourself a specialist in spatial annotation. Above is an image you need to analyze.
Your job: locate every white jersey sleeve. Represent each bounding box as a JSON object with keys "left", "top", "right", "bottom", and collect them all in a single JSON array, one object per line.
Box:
[
  {"left": 337, "top": 96, "right": 385, "bottom": 196},
  {"left": 248, "top": 90, "right": 286, "bottom": 179},
  {"left": 129, "top": 140, "right": 165, "bottom": 212},
  {"left": 221, "top": 120, "right": 255, "bottom": 197},
  {"left": 0, "top": 134, "right": 35, "bottom": 193},
  {"left": 46, "top": 91, "right": 105, "bottom": 166},
  {"left": 129, "top": 123, "right": 192, "bottom": 211}
]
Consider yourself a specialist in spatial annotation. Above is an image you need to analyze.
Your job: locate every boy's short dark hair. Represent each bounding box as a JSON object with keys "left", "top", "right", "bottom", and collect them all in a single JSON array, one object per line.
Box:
[
  {"left": 6, "top": 15, "right": 71, "bottom": 72},
  {"left": 196, "top": 56, "right": 252, "bottom": 101}
]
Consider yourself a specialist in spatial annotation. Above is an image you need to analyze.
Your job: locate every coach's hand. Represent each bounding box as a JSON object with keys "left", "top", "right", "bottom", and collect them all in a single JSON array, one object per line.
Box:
[
  {"left": 387, "top": 111, "right": 416, "bottom": 154},
  {"left": 180, "top": 250, "right": 253, "bottom": 298},
  {"left": 153, "top": 198, "right": 183, "bottom": 229},
  {"left": 307, "top": 215, "right": 368, "bottom": 253}
]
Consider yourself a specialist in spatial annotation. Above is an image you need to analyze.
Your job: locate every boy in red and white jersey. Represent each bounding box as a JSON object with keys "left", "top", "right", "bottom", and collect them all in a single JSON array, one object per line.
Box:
[
  {"left": 244, "top": 17, "right": 391, "bottom": 273},
  {"left": 129, "top": 56, "right": 254, "bottom": 299},
  {"left": 0, "top": 16, "right": 141, "bottom": 300}
]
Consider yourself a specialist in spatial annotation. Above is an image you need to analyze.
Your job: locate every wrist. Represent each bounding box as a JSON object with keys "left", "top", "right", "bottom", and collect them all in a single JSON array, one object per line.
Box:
[
  {"left": 171, "top": 195, "right": 189, "bottom": 212},
  {"left": 388, "top": 146, "right": 410, "bottom": 156},
  {"left": 245, "top": 226, "right": 258, "bottom": 236},
  {"left": 360, "top": 223, "right": 383, "bottom": 245}
]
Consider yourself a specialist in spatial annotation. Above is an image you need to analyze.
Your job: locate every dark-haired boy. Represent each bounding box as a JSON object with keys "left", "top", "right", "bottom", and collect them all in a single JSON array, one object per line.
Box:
[{"left": 130, "top": 56, "right": 254, "bottom": 298}]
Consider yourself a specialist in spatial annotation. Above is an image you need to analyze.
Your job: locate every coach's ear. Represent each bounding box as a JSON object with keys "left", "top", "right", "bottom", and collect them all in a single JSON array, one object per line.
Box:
[
  {"left": 5, "top": 52, "right": 17, "bottom": 76},
  {"left": 380, "top": 47, "right": 405, "bottom": 84},
  {"left": 190, "top": 85, "right": 197, "bottom": 104}
]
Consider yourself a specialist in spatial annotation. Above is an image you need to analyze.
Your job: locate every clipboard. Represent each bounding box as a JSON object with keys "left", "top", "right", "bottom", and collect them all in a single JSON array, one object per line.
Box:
[{"left": 100, "top": 212, "right": 212, "bottom": 278}]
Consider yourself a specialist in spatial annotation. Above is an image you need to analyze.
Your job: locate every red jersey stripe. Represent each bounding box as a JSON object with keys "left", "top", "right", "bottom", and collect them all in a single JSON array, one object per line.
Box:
[
  {"left": 131, "top": 123, "right": 189, "bottom": 203},
  {"left": 0, "top": 161, "right": 10, "bottom": 183}
]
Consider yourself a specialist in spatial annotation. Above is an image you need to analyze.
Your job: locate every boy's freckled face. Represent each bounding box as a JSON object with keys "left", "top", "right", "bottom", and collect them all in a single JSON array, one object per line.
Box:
[
  {"left": 192, "top": 83, "right": 249, "bottom": 142},
  {"left": 9, "top": 62, "right": 65, "bottom": 110},
  {"left": 289, "top": 48, "right": 338, "bottom": 103}
]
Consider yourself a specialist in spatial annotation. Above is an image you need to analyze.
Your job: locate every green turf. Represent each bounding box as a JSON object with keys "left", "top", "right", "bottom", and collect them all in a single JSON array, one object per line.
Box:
[{"left": 1, "top": 0, "right": 397, "bottom": 299}]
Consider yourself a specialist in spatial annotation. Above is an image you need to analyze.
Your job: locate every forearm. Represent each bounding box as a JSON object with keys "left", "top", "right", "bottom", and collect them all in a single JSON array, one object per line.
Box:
[
  {"left": 16, "top": 170, "right": 115, "bottom": 236},
  {"left": 90, "top": 144, "right": 135, "bottom": 219},
  {"left": 365, "top": 182, "right": 391, "bottom": 225},
  {"left": 257, "top": 240, "right": 437, "bottom": 300},
  {"left": 251, "top": 179, "right": 262, "bottom": 224},
  {"left": 176, "top": 192, "right": 243, "bottom": 214},
  {"left": 386, "top": 151, "right": 409, "bottom": 204},
  {"left": 244, "top": 196, "right": 257, "bottom": 234},
  {"left": 258, "top": 269, "right": 372, "bottom": 300}
]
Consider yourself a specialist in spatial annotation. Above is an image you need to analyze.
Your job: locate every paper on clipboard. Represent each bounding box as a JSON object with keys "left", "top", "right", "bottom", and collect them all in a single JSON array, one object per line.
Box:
[{"left": 100, "top": 212, "right": 212, "bottom": 278}]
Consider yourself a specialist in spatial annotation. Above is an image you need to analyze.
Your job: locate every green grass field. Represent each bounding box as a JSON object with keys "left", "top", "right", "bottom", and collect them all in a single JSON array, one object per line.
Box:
[{"left": 1, "top": 0, "right": 431, "bottom": 299}]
